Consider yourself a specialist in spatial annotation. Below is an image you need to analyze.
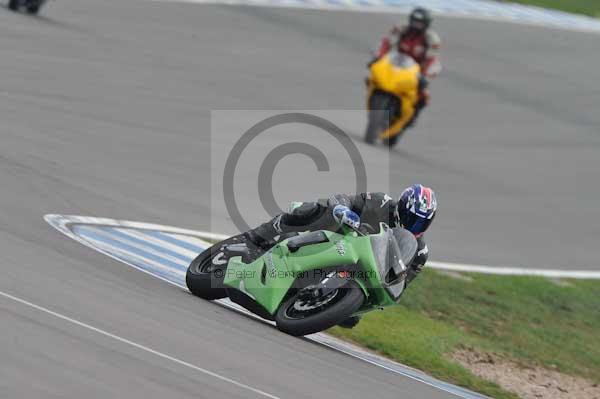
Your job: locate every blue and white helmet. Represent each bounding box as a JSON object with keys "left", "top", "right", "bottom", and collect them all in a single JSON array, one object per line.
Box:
[{"left": 395, "top": 184, "right": 437, "bottom": 236}]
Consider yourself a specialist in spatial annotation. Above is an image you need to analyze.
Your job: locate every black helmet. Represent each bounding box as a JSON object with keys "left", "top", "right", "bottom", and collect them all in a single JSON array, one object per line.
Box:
[{"left": 409, "top": 7, "right": 432, "bottom": 31}]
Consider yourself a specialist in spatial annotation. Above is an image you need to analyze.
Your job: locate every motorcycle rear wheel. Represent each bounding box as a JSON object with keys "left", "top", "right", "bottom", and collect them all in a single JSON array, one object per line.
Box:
[
  {"left": 8, "top": 0, "right": 19, "bottom": 10},
  {"left": 275, "top": 280, "right": 364, "bottom": 336},
  {"left": 186, "top": 248, "right": 228, "bottom": 300}
]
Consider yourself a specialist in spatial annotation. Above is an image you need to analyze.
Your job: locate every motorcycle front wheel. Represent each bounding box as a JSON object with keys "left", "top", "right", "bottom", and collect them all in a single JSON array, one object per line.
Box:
[
  {"left": 382, "top": 134, "right": 400, "bottom": 148},
  {"left": 365, "top": 91, "right": 401, "bottom": 145},
  {"left": 364, "top": 112, "right": 382, "bottom": 144},
  {"left": 275, "top": 280, "right": 364, "bottom": 336}
]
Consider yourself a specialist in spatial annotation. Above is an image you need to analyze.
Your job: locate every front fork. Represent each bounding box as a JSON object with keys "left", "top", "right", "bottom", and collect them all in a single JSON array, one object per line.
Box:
[{"left": 379, "top": 95, "right": 415, "bottom": 140}]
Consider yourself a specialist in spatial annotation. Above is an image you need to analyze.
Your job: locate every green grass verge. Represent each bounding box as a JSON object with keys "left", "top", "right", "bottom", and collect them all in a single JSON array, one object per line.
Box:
[
  {"left": 504, "top": 0, "right": 600, "bottom": 18},
  {"left": 330, "top": 270, "right": 600, "bottom": 399}
]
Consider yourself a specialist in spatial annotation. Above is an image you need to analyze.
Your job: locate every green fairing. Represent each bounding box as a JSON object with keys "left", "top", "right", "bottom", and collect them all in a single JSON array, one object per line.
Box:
[{"left": 224, "top": 226, "right": 402, "bottom": 316}]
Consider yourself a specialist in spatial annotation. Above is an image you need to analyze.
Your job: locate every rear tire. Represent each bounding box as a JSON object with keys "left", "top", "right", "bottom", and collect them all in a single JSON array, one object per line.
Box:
[
  {"left": 186, "top": 249, "right": 228, "bottom": 300},
  {"left": 275, "top": 280, "right": 364, "bottom": 336},
  {"left": 9, "top": 0, "right": 20, "bottom": 11},
  {"left": 365, "top": 91, "right": 401, "bottom": 145}
]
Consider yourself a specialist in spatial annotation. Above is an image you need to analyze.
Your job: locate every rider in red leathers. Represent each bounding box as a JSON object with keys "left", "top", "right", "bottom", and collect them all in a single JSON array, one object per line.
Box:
[{"left": 376, "top": 8, "right": 442, "bottom": 126}]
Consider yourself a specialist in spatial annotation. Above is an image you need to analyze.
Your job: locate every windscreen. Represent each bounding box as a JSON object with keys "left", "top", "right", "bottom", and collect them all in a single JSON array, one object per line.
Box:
[
  {"left": 370, "top": 225, "right": 418, "bottom": 301},
  {"left": 388, "top": 51, "right": 416, "bottom": 69}
]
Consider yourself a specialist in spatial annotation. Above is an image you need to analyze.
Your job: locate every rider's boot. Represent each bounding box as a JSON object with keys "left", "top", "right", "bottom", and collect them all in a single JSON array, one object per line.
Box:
[
  {"left": 337, "top": 316, "right": 361, "bottom": 329},
  {"left": 244, "top": 216, "right": 282, "bottom": 249}
]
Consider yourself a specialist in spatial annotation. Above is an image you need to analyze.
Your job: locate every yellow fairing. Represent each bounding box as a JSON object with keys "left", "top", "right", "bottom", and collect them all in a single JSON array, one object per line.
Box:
[{"left": 368, "top": 54, "right": 420, "bottom": 139}]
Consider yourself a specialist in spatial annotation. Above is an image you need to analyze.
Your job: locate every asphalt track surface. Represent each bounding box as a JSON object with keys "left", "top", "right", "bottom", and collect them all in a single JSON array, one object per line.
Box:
[{"left": 1, "top": 0, "right": 599, "bottom": 398}]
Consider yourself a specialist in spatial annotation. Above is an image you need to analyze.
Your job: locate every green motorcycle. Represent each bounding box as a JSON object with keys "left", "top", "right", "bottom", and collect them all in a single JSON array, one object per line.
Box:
[{"left": 186, "top": 222, "right": 417, "bottom": 336}]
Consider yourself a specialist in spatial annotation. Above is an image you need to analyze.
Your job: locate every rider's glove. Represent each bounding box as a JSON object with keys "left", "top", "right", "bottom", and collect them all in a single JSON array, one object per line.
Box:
[{"left": 332, "top": 205, "right": 361, "bottom": 230}]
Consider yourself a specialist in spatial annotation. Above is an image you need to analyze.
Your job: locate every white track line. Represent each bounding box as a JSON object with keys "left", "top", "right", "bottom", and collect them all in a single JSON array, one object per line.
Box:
[
  {"left": 151, "top": 0, "right": 600, "bottom": 34},
  {"left": 45, "top": 214, "right": 600, "bottom": 279},
  {"left": 114, "top": 229, "right": 200, "bottom": 260},
  {"left": 0, "top": 290, "right": 281, "bottom": 399},
  {"left": 75, "top": 233, "right": 187, "bottom": 278},
  {"left": 76, "top": 227, "right": 190, "bottom": 267},
  {"left": 427, "top": 261, "right": 600, "bottom": 279}
]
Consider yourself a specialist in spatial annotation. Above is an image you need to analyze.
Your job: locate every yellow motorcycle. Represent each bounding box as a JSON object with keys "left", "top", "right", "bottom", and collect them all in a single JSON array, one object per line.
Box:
[{"left": 365, "top": 51, "right": 421, "bottom": 147}]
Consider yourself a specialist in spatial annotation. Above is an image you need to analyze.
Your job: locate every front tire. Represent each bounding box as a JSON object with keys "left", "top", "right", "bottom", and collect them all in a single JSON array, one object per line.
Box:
[
  {"left": 364, "top": 114, "right": 381, "bottom": 144},
  {"left": 275, "top": 280, "right": 364, "bottom": 336},
  {"left": 365, "top": 91, "right": 401, "bottom": 145},
  {"left": 9, "top": 0, "right": 20, "bottom": 11},
  {"left": 382, "top": 134, "right": 400, "bottom": 148},
  {"left": 186, "top": 250, "right": 228, "bottom": 300}
]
